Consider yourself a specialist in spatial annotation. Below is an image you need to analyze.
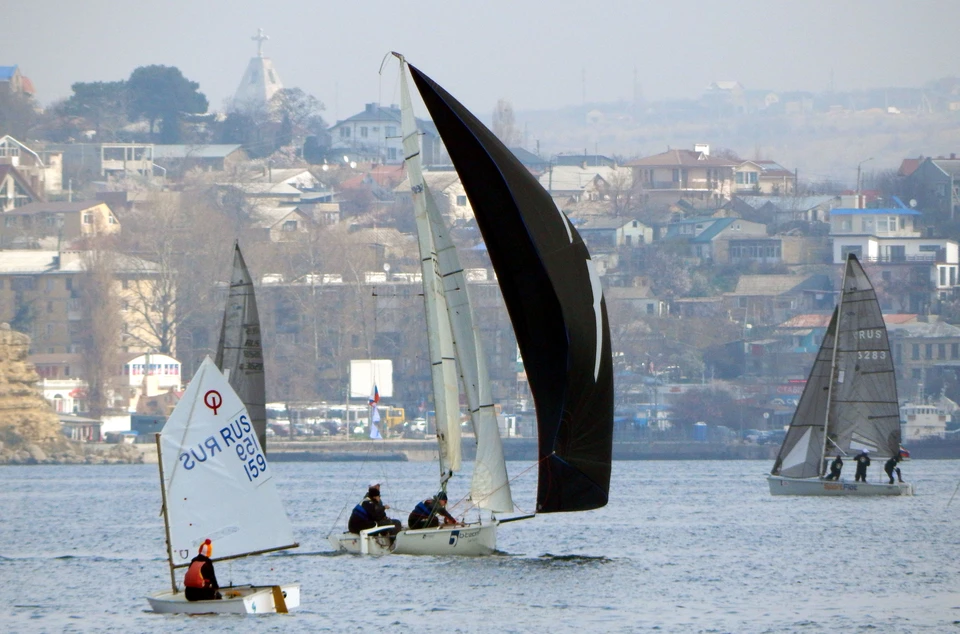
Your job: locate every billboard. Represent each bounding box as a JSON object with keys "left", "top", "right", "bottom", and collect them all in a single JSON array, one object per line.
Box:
[{"left": 349, "top": 359, "right": 394, "bottom": 399}]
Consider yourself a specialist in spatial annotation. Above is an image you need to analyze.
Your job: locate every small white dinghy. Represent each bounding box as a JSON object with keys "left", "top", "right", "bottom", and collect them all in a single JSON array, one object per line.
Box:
[{"left": 146, "top": 357, "right": 300, "bottom": 615}]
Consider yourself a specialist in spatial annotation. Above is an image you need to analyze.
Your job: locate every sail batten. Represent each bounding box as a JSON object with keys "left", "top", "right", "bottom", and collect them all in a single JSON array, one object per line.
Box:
[{"left": 407, "top": 63, "right": 613, "bottom": 513}]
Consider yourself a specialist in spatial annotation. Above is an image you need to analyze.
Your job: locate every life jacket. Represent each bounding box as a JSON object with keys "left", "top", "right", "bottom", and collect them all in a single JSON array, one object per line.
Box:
[
  {"left": 184, "top": 558, "right": 208, "bottom": 589},
  {"left": 412, "top": 500, "right": 433, "bottom": 519},
  {"left": 352, "top": 504, "right": 371, "bottom": 521}
]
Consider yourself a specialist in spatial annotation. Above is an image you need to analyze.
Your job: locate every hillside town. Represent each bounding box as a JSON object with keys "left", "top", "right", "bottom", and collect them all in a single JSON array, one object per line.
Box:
[{"left": 3, "top": 34, "right": 960, "bottom": 458}]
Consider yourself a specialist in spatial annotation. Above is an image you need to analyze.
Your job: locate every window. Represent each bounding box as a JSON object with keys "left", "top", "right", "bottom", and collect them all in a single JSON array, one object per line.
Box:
[
  {"left": 11, "top": 277, "right": 36, "bottom": 291},
  {"left": 282, "top": 220, "right": 298, "bottom": 231},
  {"left": 925, "top": 343, "right": 933, "bottom": 358},
  {"left": 952, "top": 343, "right": 958, "bottom": 359},
  {"left": 386, "top": 126, "right": 396, "bottom": 137},
  {"left": 388, "top": 148, "right": 397, "bottom": 161},
  {"left": 911, "top": 344, "right": 919, "bottom": 360},
  {"left": 360, "top": 127, "right": 368, "bottom": 138},
  {"left": 83, "top": 213, "right": 93, "bottom": 224},
  {"left": 456, "top": 195, "right": 467, "bottom": 206},
  {"left": 939, "top": 343, "right": 946, "bottom": 359},
  {"left": 340, "top": 127, "right": 351, "bottom": 138},
  {"left": 672, "top": 169, "right": 680, "bottom": 183}
]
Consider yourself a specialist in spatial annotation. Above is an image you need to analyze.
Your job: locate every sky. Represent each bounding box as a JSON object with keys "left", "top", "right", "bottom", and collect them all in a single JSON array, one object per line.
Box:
[{"left": 4, "top": 0, "right": 960, "bottom": 123}]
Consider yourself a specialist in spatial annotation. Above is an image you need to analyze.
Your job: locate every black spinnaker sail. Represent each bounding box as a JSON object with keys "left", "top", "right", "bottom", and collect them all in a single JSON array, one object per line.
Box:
[{"left": 408, "top": 64, "right": 613, "bottom": 513}]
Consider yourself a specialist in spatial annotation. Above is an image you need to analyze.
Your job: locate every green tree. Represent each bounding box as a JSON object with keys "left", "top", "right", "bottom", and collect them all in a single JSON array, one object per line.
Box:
[
  {"left": 126, "top": 65, "right": 208, "bottom": 141},
  {"left": 56, "top": 81, "right": 129, "bottom": 139}
]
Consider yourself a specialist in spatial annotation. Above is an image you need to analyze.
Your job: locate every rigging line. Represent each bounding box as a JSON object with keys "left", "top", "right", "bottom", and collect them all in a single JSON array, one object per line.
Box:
[
  {"left": 325, "top": 442, "right": 386, "bottom": 538},
  {"left": 947, "top": 480, "right": 960, "bottom": 508}
]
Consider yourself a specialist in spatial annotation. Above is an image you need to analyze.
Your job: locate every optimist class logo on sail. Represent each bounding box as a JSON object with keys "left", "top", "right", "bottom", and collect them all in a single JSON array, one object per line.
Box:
[{"left": 178, "top": 389, "right": 269, "bottom": 483}]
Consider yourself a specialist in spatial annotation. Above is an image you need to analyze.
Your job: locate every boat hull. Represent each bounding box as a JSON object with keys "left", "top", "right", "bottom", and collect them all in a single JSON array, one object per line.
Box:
[
  {"left": 767, "top": 476, "right": 914, "bottom": 496},
  {"left": 146, "top": 584, "right": 300, "bottom": 614},
  {"left": 329, "top": 520, "right": 498, "bottom": 556}
]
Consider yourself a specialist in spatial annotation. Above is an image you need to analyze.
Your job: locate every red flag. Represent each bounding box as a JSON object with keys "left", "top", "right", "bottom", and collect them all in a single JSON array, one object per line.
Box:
[{"left": 369, "top": 384, "right": 380, "bottom": 406}]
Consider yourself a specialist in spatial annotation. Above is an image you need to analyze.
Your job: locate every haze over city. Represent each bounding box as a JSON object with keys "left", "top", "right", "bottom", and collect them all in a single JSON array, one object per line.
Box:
[{"left": 7, "top": 0, "right": 960, "bottom": 119}]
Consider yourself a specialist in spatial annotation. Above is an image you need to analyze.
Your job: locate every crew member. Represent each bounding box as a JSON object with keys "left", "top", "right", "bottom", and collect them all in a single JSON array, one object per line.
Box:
[
  {"left": 184, "top": 539, "right": 221, "bottom": 601},
  {"left": 348, "top": 482, "right": 401, "bottom": 535},
  {"left": 825, "top": 454, "right": 843, "bottom": 480},
  {"left": 884, "top": 454, "right": 903, "bottom": 484},
  {"left": 854, "top": 449, "right": 871, "bottom": 483},
  {"left": 408, "top": 491, "right": 459, "bottom": 529}
]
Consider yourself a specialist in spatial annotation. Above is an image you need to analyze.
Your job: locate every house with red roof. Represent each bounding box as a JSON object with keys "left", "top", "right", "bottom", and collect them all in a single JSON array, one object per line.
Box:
[{"left": 626, "top": 144, "right": 739, "bottom": 209}]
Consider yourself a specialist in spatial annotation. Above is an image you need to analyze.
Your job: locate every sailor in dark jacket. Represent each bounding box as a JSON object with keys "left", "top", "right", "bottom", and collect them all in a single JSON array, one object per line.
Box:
[
  {"left": 854, "top": 449, "right": 871, "bottom": 482},
  {"left": 348, "top": 483, "right": 401, "bottom": 535},
  {"left": 407, "top": 491, "right": 459, "bottom": 529},
  {"left": 184, "top": 539, "right": 221, "bottom": 601},
  {"left": 825, "top": 455, "right": 843, "bottom": 480},
  {"left": 884, "top": 455, "right": 902, "bottom": 484}
]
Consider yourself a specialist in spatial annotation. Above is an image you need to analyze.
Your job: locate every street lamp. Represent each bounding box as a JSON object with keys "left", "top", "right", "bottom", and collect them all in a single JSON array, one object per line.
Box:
[{"left": 856, "top": 157, "right": 874, "bottom": 209}]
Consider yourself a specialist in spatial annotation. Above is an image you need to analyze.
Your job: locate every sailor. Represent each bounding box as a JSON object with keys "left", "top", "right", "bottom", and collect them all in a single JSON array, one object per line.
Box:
[
  {"left": 825, "top": 454, "right": 843, "bottom": 480},
  {"left": 854, "top": 449, "right": 871, "bottom": 482},
  {"left": 407, "top": 491, "right": 459, "bottom": 529},
  {"left": 884, "top": 454, "right": 903, "bottom": 484},
  {"left": 348, "top": 482, "right": 401, "bottom": 535},
  {"left": 184, "top": 539, "right": 221, "bottom": 601}
]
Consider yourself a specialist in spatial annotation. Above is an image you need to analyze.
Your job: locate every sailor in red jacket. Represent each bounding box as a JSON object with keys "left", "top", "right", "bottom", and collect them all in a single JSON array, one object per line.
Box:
[{"left": 184, "top": 539, "right": 221, "bottom": 601}]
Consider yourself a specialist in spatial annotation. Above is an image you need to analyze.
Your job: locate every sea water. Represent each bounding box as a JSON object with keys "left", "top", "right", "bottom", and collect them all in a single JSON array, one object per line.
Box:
[{"left": 1, "top": 459, "right": 958, "bottom": 633}]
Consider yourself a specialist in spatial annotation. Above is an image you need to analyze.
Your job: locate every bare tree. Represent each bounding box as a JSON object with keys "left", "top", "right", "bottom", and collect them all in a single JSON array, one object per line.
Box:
[{"left": 78, "top": 249, "right": 122, "bottom": 417}]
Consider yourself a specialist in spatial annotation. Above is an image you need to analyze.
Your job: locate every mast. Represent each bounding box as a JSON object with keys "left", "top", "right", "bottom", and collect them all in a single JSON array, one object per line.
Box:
[
  {"left": 155, "top": 433, "right": 178, "bottom": 595},
  {"left": 819, "top": 256, "right": 850, "bottom": 474},
  {"left": 397, "top": 54, "right": 461, "bottom": 483}
]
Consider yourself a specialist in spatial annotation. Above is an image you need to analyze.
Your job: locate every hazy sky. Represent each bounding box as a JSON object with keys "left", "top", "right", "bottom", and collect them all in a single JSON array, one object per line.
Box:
[{"left": 5, "top": 0, "right": 959, "bottom": 122}]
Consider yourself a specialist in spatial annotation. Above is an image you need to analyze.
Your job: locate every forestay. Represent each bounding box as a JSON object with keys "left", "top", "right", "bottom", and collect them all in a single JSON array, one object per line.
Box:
[{"left": 160, "top": 356, "right": 296, "bottom": 565}]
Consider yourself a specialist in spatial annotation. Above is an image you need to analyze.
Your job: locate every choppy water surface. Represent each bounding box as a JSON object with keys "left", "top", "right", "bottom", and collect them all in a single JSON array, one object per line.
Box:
[{"left": 1, "top": 459, "right": 958, "bottom": 633}]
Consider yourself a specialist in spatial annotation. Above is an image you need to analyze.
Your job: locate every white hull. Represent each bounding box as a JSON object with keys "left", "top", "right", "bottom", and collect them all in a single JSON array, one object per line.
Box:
[
  {"left": 146, "top": 584, "right": 300, "bottom": 614},
  {"left": 768, "top": 476, "right": 915, "bottom": 496},
  {"left": 329, "top": 520, "right": 498, "bottom": 556}
]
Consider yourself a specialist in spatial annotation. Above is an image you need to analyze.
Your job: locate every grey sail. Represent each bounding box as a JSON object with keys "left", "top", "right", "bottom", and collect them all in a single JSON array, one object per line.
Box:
[
  {"left": 772, "top": 254, "right": 900, "bottom": 479},
  {"left": 215, "top": 242, "right": 267, "bottom": 454}
]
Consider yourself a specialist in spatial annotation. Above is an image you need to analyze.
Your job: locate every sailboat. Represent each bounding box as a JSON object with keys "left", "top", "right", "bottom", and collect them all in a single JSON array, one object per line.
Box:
[
  {"left": 331, "top": 55, "right": 613, "bottom": 553},
  {"left": 146, "top": 357, "right": 300, "bottom": 614},
  {"left": 328, "top": 56, "right": 517, "bottom": 556},
  {"left": 768, "top": 254, "right": 914, "bottom": 496},
  {"left": 215, "top": 242, "right": 267, "bottom": 454}
]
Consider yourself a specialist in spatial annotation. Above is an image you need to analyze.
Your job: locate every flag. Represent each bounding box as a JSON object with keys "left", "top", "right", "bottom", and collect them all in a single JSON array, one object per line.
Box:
[
  {"left": 369, "top": 384, "right": 380, "bottom": 406},
  {"left": 370, "top": 407, "right": 382, "bottom": 439}
]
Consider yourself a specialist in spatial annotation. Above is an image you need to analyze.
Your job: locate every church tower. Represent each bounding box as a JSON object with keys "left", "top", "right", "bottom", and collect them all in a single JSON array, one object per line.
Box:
[{"left": 233, "top": 28, "right": 283, "bottom": 111}]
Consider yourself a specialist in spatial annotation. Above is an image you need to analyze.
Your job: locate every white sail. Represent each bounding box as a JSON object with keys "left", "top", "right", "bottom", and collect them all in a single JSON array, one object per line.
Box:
[
  {"left": 160, "top": 356, "right": 296, "bottom": 565},
  {"left": 423, "top": 182, "right": 513, "bottom": 512},
  {"left": 400, "top": 64, "right": 462, "bottom": 475}
]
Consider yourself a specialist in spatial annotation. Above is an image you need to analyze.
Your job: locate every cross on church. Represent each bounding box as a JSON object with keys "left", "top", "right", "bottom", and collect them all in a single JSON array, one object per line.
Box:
[{"left": 252, "top": 28, "right": 269, "bottom": 57}]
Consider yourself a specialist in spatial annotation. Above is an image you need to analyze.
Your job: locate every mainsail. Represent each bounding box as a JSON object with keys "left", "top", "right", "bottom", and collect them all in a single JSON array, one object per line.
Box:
[
  {"left": 772, "top": 254, "right": 901, "bottom": 478},
  {"left": 407, "top": 63, "right": 614, "bottom": 513},
  {"left": 159, "top": 357, "right": 296, "bottom": 566},
  {"left": 399, "top": 60, "right": 512, "bottom": 512},
  {"left": 215, "top": 243, "right": 267, "bottom": 454}
]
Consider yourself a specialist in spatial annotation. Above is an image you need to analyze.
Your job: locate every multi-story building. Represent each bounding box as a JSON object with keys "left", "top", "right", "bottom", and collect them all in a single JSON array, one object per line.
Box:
[
  {"left": 0, "top": 249, "right": 164, "bottom": 356},
  {"left": 0, "top": 200, "right": 119, "bottom": 247},
  {"left": 328, "top": 103, "right": 443, "bottom": 165},
  {"left": 626, "top": 144, "right": 738, "bottom": 208},
  {"left": 830, "top": 204, "right": 960, "bottom": 310}
]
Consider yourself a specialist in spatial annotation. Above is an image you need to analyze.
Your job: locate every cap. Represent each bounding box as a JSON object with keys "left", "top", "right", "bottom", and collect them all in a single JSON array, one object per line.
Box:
[
  {"left": 369, "top": 481, "right": 381, "bottom": 489},
  {"left": 436, "top": 491, "right": 448, "bottom": 501},
  {"left": 198, "top": 538, "right": 212, "bottom": 557}
]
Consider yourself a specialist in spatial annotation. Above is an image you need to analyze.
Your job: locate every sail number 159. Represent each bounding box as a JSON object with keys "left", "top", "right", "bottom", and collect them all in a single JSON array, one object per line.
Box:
[{"left": 235, "top": 436, "right": 267, "bottom": 481}]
